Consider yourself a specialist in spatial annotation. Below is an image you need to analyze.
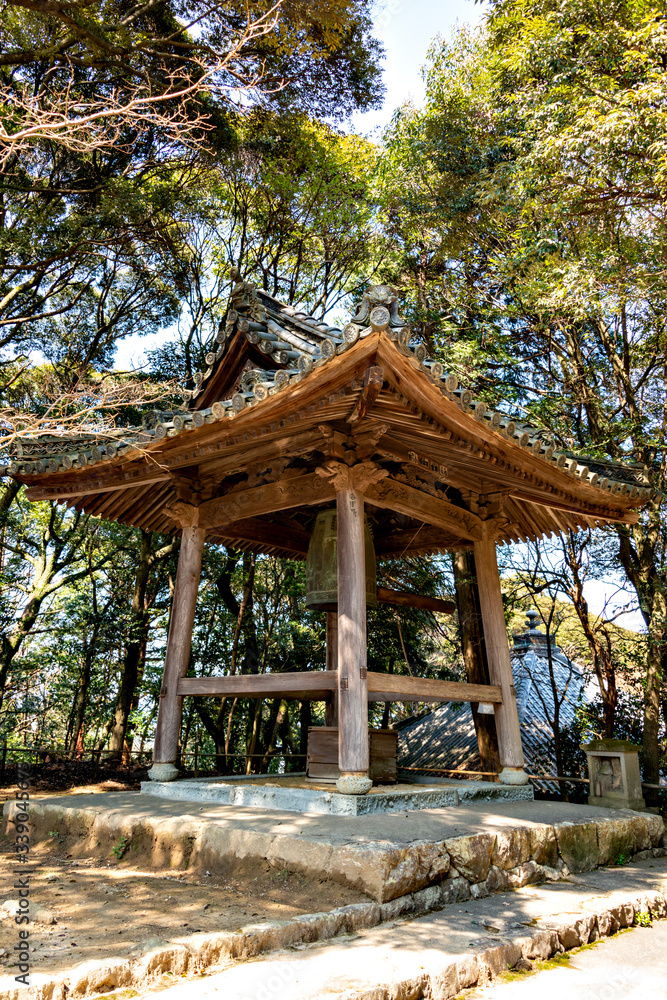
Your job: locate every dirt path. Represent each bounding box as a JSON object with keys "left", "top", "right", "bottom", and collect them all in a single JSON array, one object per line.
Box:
[{"left": 0, "top": 847, "right": 367, "bottom": 978}]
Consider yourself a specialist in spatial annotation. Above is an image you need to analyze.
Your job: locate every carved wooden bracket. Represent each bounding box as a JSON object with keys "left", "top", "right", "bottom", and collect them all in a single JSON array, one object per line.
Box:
[
  {"left": 318, "top": 424, "right": 356, "bottom": 463},
  {"left": 348, "top": 365, "right": 385, "bottom": 424},
  {"left": 163, "top": 501, "right": 200, "bottom": 528},
  {"left": 315, "top": 459, "right": 389, "bottom": 494},
  {"left": 318, "top": 419, "right": 390, "bottom": 466},
  {"left": 350, "top": 420, "right": 390, "bottom": 460},
  {"left": 365, "top": 476, "right": 484, "bottom": 541}
]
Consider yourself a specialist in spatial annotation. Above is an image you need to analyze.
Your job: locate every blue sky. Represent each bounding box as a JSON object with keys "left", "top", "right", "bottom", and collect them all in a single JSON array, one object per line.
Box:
[{"left": 352, "top": 0, "right": 486, "bottom": 134}]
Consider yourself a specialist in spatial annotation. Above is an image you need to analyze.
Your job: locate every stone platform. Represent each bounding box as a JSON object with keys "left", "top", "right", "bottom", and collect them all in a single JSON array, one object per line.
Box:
[
  {"left": 140, "top": 773, "right": 534, "bottom": 816},
  {"left": 8, "top": 791, "right": 664, "bottom": 904}
]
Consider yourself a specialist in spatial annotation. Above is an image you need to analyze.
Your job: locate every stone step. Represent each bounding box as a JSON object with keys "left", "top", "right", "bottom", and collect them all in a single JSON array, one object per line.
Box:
[
  {"left": 118, "top": 858, "right": 667, "bottom": 1000},
  {"left": 12, "top": 793, "right": 664, "bottom": 903},
  {"left": 2, "top": 792, "right": 665, "bottom": 1000},
  {"left": 11, "top": 856, "right": 664, "bottom": 1000}
]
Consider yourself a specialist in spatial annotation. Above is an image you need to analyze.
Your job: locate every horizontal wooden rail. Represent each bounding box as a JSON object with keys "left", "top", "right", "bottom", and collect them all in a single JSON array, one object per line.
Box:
[
  {"left": 177, "top": 670, "right": 502, "bottom": 705},
  {"left": 178, "top": 671, "right": 337, "bottom": 700},
  {"left": 366, "top": 672, "right": 502, "bottom": 704}
]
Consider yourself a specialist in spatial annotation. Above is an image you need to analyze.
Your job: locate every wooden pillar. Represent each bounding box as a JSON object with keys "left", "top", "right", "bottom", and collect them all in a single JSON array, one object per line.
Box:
[
  {"left": 325, "top": 612, "right": 339, "bottom": 726},
  {"left": 149, "top": 524, "right": 205, "bottom": 781},
  {"left": 336, "top": 488, "right": 371, "bottom": 794},
  {"left": 452, "top": 549, "right": 501, "bottom": 775},
  {"left": 473, "top": 530, "right": 528, "bottom": 784}
]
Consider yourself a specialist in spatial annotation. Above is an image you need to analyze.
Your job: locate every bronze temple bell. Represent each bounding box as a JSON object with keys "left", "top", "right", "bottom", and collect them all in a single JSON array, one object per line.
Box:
[{"left": 305, "top": 508, "right": 377, "bottom": 611}]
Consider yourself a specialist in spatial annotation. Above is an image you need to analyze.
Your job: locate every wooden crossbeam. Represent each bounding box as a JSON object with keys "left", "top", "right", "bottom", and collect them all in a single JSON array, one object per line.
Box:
[
  {"left": 196, "top": 473, "right": 335, "bottom": 529},
  {"left": 209, "top": 517, "right": 310, "bottom": 556},
  {"left": 177, "top": 670, "right": 501, "bottom": 706},
  {"left": 366, "top": 672, "right": 502, "bottom": 704},
  {"left": 375, "top": 526, "right": 462, "bottom": 556},
  {"left": 177, "top": 671, "right": 337, "bottom": 700},
  {"left": 365, "top": 477, "right": 483, "bottom": 541}
]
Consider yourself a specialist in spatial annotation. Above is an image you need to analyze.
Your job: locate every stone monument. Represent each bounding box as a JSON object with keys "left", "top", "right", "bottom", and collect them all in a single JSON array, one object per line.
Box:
[{"left": 584, "top": 738, "right": 646, "bottom": 811}]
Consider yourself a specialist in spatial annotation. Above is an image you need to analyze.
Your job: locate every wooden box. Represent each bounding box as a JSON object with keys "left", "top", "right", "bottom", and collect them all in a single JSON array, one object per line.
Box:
[{"left": 307, "top": 727, "right": 397, "bottom": 784}]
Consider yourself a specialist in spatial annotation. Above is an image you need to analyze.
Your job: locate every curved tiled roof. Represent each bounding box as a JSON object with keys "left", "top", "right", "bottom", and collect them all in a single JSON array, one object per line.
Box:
[{"left": 4, "top": 275, "right": 654, "bottom": 505}]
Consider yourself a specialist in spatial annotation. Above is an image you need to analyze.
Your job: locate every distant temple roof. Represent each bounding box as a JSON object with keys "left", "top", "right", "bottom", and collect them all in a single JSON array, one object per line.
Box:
[
  {"left": 6, "top": 274, "right": 652, "bottom": 556},
  {"left": 397, "top": 611, "right": 587, "bottom": 779}
]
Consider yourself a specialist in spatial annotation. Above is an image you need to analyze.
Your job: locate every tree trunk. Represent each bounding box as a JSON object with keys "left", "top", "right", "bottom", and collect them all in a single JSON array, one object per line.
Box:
[
  {"left": 69, "top": 652, "right": 93, "bottom": 754},
  {"left": 109, "top": 531, "right": 153, "bottom": 760},
  {"left": 617, "top": 515, "right": 667, "bottom": 797},
  {"left": 644, "top": 601, "right": 666, "bottom": 791},
  {"left": 245, "top": 698, "right": 264, "bottom": 773},
  {"left": 452, "top": 549, "right": 501, "bottom": 774},
  {"left": 563, "top": 533, "right": 617, "bottom": 738},
  {"left": 260, "top": 699, "right": 287, "bottom": 771}
]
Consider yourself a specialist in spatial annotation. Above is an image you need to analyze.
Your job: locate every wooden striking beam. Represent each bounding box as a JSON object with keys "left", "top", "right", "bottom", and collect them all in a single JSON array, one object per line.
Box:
[
  {"left": 377, "top": 587, "right": 456, "bottom": 615},
  {"left": 196, "top": 472, "right": 336, "bottom": 529},
  {"left": 366, "top": 671, "right": 502, "bottom": 704},
  {"left": 365, "top": 477, "right": 483, "bottom": 541},
  {"left": 178, "top": 671, "right": 337, "bottom": 700}
]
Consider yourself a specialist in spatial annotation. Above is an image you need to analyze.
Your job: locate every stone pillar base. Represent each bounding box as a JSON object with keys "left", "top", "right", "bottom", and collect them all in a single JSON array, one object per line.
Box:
[
  {"left": 336, "top": 771, "right": 372, "bottom": 795},
  {"left": 148, "top": 762, "right": 179, "bottom": 782},
  {"left": 499, "top": 766, "right": 530, "bottom": 786}
]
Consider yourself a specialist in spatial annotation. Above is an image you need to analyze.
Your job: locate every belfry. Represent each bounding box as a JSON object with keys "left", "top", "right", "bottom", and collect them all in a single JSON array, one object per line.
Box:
[{"left": 8, "top": 276, "right": 650, "bottom": 793}]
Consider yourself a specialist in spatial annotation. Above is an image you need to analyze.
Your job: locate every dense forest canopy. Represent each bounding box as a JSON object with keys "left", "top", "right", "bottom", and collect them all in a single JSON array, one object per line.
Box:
[{"left": 0, "top": 0, "right": 665, "bottom": 794}]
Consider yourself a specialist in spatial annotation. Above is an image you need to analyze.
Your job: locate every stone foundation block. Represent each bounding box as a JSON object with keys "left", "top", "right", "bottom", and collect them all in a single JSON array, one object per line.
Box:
[
  {"left": 445, "top": 832, "right": 495, "bottom": 883},
  {"left": 507, "top": 860, "right": 544, "bottom": 888},
  {"left": 647, "top": 892, "right": 667, "bottom": 919},
  {"left": 555, "top": 821, "right": 599, "bottom": 872},
  {"left": 448, "top": 876, "right": 472, "bottom": 903},
  {"left": 485, "top": 865, "right": 510, "bottom": 893},
  {"left": 481, "top": 942, "right": 520, "bottom": 978},
  {"left": 596, "top": 910, "right": 618, "bottom": 936},
  {"left": 429, "top": 964, "right": 460, "bottom": 1000},
  {"left": 609, "top": 902, "right": 634, "bottom": 928},
  {"left": 597, "top": 817, "right": 635, "bottom": 866},
  {"left": 492, "top": 828, "right": 531, "bottom": 870},
  {"left": 631, "top": 815, "right": 652, "bottom": 852},
  {"left": 521, "top": 929, "right": 559, "bottom": 962},
  {"left": 647, "top": 814, "right": 665, "bottom": 847},
  {"left": 456, "top": 956, "right": 481, "bottom": 990},
  {"left": 527, "top": 824, "right": 559, "bottom": 867}
]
